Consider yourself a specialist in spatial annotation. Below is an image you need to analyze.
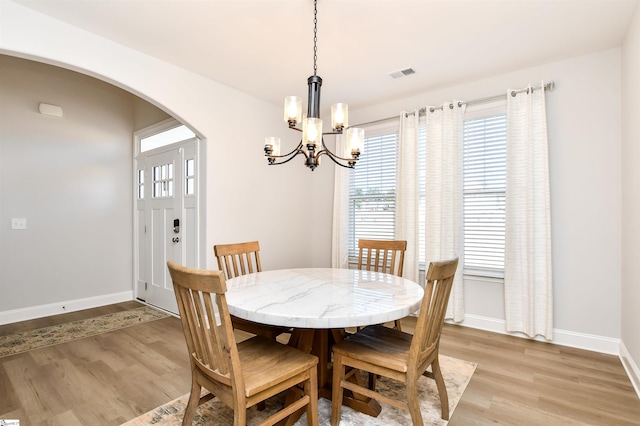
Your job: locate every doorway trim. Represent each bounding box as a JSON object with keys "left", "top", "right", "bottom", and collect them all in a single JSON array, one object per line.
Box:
[{"left": 133, "top": 118, "right": 204, "bottom": 313}]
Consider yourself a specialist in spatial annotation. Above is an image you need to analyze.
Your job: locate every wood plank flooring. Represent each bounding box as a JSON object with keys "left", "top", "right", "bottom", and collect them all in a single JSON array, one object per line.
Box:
[{"left": 1, "top": 301, "right": 639, "bottom": 425}]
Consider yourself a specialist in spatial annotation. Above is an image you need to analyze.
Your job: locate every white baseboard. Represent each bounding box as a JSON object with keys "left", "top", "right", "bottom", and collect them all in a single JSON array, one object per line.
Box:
[
  {"left": 0, "top": 291, "right": 134, "bottom": 325},
  {"left": 451, "top": 313, "right": 621, "bottom": 355},
  {"left": 620, "top": 341, "right": 640, "bottom": 399}
]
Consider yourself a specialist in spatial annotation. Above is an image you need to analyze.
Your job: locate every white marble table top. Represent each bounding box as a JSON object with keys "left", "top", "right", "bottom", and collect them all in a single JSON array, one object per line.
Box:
[{"left": 225, "top": 268, "right": 424, "bottom": 329}]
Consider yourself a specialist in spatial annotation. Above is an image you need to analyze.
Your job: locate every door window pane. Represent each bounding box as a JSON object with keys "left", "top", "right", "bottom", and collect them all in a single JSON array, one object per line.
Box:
[
  {"left": 185, "top": 158, "right": 195, "bottom": 196},
  {"left": 152, "top": 163, "right": 174, "bottom": 198},
  {"left": 137, "top": 169, "right": 144, "bottom": 199}
]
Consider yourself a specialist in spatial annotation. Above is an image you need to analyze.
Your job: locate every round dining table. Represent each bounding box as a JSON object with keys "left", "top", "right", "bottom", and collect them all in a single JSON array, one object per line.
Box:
[{"left": 225, "top": 267, "right": 424, "bottom": 423}]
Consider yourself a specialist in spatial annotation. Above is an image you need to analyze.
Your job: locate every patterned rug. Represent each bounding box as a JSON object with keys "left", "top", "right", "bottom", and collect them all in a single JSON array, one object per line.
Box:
[
  {"left": 123, "top": 355, "right": 476, "bottom": 425},
  {"left": 0, "top": 306, "right": 170, "bottom": 358}
]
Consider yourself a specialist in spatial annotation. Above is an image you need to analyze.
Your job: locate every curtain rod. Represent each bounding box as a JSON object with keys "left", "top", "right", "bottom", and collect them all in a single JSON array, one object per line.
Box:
[
  {"left": 352, "top": 81, "right": 555, "bottom": 127},
  {"left": 426, "top": 81, "right": 555, "bottom": 112}
]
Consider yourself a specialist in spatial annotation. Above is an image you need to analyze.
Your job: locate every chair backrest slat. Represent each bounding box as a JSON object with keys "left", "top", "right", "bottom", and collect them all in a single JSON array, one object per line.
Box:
[{"left": 357, "top": 239, "right": 407, "bottom": 277}]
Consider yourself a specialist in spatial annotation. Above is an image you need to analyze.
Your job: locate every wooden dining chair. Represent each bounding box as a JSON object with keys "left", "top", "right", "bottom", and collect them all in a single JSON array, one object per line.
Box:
[
  {"left": 167, "top": 260, "right": 319, "bottom": 426},
  {"left": 214, "top": 241, "right": 290, "bottom": 340},
  {"left": 357, "top": 239, "right": 407, "bottom": 331},
  {"left": 330, "top": 257, "right": 459, "bottom": 426}
]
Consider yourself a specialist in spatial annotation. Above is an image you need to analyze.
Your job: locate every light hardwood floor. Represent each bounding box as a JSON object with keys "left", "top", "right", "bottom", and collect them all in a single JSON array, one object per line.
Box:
[{"left": 1, "top": 301, "right": 639, "bottom": 425}]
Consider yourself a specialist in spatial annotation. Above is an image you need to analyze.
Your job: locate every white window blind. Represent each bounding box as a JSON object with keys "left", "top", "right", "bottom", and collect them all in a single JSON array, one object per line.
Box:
[
  {"left": 348, "top": 129, "right": 398, "bottom": 256},
  {"left": 463, "top": 113, "right": 507, "bottom": 274}
]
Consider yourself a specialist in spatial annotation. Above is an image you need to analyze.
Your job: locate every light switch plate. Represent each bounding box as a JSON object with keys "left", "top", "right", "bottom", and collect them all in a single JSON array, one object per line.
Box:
[{"left": 11, "top": 218, "right": 27, "bottom": 229}]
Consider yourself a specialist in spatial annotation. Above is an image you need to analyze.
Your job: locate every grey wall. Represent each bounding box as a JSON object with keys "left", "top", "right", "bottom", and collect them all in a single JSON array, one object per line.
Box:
[{"left": 0, "top": 55, "right": 166, "bottom": 312}]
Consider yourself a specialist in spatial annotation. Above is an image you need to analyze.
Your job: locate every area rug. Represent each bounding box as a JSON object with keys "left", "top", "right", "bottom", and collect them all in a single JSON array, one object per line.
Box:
[
  {"left": 0, "top": 305, "right": 170, "bottom": 358},
  {"left": 123, "top": 355, "right": 476, "bottom": 425}
]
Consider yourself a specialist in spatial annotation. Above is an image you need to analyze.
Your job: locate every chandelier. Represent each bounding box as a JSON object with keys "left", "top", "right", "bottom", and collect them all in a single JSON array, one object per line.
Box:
[{"left": 264, "top": 0, "right": 364, "bottom": 171}]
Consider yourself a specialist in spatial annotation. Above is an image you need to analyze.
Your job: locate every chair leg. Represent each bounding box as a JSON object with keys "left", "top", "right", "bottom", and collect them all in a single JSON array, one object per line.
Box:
[
  {"left": 306, "top": 368, "right": 319, "bottom": 426},
  {"left": 331, "top": 353, "right": 345, "bottom": 426},
  {"left": 233, "top": 405, "right": 247, "bottom": 426},
  {"left": 368, "top": 371, "right": 377, "bottom": 390},
  {"left": 432, "top": 356, "right": 450, "bottom": 420},
  {"left": 182, "top": 381, "right": 201, "bottom": 426},
  {"left": 406, "top": 375, "right": 424, "bottom": 426}
]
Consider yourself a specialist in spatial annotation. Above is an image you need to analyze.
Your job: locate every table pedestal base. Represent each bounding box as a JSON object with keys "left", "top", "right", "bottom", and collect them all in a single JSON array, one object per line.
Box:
[{"left": 279, "top": 328, "right": 381, "bottom": 425}]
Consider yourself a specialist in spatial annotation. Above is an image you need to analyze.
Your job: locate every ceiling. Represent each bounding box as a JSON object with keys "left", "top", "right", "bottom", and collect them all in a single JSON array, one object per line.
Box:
[{"left": 12, "top": 0, "right": 639, "bottom": 111}]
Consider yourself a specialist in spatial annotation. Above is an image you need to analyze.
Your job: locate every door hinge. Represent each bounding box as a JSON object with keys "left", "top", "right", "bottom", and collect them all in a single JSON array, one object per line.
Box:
[{"left": 145, "top": 282, "right": 148, "bottom": 291}]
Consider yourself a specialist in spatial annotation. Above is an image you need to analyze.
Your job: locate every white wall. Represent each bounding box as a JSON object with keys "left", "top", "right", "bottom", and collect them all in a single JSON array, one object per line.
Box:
[
  {"left": 621, "top": 3, "right": 640, "bottom": 393},
  {"left": 0, "top": 2, "right": 330, "bottom": 320},
  {"left": 351, "top": 48, "right": 624, "bottom": 352}
]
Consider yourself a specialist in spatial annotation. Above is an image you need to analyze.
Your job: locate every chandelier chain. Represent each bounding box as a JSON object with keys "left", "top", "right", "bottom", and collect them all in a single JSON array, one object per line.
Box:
[{"left": 313, "top": 0, "right": 318, "bottom": 76}]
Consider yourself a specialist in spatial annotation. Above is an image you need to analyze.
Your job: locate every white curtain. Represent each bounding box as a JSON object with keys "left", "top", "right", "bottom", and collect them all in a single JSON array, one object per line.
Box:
[
  {"left": 505, "top": 83, "right": 553, "bottom": 339},
  {"left": 425, "top": 102, "right": 466, "bottom": 322},
  {"left": 396, "top": 111, "right": 420, "bottom": 283},
  {"left": 332, "top": 134, "right": 350, "bottom": 268}
]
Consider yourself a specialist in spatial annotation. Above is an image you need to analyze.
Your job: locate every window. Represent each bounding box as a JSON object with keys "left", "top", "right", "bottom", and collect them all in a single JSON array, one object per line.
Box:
[
  {"left": 348, "top": 126, "right": 398, "bottom": 257},
  {"left": 463, "top": 113, "right": 507, "bottom": 275},
  {"left": 345, "top": 109, "right": 507, "bottom": 278},
  {"left": 140, "top": 124, "right": 195, "bottom": 153}
]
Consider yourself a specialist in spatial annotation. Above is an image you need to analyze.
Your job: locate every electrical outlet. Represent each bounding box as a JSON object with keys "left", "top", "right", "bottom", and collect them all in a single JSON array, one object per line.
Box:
[{"left": 11, "top": 218, "right": 27, "bottom": 229}]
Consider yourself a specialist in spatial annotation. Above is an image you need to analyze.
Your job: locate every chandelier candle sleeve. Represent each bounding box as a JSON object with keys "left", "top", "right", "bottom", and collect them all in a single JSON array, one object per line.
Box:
[
  {"left": 264, "top": 137, "right": 280, "bottom": 156},
  {"left": 331, "top": 103, "right": 348, "bottom": 131},
  {"left": 347, "top": 128, "right": 364, "bottom": 156},
  {"left": 303, "top": 117, "right": 323, "bottom": 148},
  {"left": 284, "top": 96, "right": 302, "bottom": 126}
]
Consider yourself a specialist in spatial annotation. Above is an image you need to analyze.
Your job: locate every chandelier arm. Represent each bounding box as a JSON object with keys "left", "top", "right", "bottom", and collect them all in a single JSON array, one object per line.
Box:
[
  {"left": 266, "top": 141, "right": 310, "bottom": 166},
  {"left": 316, "top": 149, "right": 356, "bottom": 169},
  {"left": 272, "top": 140, "right": 306, "bottom": 159},
  {"left": 319, "top": 148, "right": 358, "bottom": 164},
  {"left": 268, "top": 149, "right": 307, "bottom": 166},
  {"left": 319, "top": 139, "right": 359, "bottom": 163},
  {"left": 315, "top": 139, "right": 358, "bottom": 168}
]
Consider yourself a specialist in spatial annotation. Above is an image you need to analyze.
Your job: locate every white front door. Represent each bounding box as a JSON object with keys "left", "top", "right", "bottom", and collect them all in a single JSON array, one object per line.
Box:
[{"left": 135, "top": 139, "right": 198, "bottom": 314}]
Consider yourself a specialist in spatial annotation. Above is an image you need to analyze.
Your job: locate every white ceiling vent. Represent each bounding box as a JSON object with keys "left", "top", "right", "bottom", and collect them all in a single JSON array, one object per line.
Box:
[{"left": 389, "top": 68, "right": 416, "bottom": 79}]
